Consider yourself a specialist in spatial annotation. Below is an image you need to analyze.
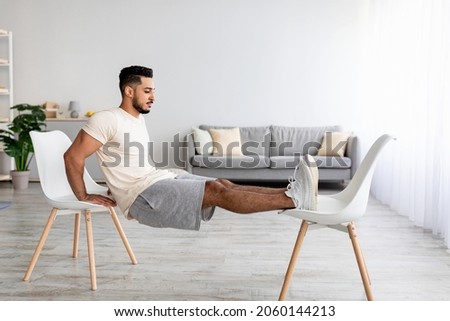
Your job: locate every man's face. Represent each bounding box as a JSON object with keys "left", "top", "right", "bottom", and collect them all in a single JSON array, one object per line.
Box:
[{"left": 131, "top": 77, "right": 155, "bottom": 114}]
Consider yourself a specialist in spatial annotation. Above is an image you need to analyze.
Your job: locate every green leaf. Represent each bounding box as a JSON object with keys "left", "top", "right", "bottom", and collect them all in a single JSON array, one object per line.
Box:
[{"left": 0, "top": 104, "right": 47, "bottom": 171}]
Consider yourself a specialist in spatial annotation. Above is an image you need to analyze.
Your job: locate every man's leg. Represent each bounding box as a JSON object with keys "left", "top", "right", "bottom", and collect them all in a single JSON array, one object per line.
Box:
[
  {"left": 215, "top": 178, "right": 286, "bottom": 195},
  {"left": 202, "top": 179, "right": 295, "bottom": 214}
]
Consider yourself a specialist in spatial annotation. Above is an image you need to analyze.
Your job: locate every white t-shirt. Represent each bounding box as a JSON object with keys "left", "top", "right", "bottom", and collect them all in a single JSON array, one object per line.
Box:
[{"left": 82, "top": 108, "right": 176, "bottom": 218}]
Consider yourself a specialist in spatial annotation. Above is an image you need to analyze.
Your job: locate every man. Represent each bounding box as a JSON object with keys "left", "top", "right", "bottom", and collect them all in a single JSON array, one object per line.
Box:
[{"left": 64, "top": 66, "right": 316, "bottom": 230}]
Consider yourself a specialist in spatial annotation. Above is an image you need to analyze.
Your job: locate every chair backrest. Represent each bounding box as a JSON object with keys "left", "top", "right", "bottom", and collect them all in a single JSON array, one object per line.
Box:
[
  {"left": 30, "top": 130, "right": 100, "bottom": 201},
  {"left": 334, "top": 134, "right": 394, "bottom": 217}
]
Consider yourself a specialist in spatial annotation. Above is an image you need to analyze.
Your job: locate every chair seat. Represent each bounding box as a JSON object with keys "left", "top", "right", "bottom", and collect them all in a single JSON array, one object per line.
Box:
[
  {"left": 283, "top": 195, "right": 350, "bottom": 225},
  {"left": 46, "top": 190, "right": 112, "bottom": 211}
]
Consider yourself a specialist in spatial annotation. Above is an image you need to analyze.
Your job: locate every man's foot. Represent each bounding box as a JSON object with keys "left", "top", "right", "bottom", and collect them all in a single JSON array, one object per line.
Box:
[
  {"left": 285, "top": 174, "right": 303, "bottom": 208},
  {"left": 284, "top": 155, "right": 317, "bottom": 211}
]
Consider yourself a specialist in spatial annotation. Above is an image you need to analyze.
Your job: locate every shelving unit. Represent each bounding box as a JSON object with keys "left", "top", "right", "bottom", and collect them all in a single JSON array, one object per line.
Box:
[{"left": 0, "top": 30, "right": 14, "bottom": 180}]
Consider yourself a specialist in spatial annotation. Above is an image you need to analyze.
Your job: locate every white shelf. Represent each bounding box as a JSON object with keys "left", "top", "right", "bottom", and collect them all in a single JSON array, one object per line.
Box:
[
  {"left": 0, "top": 30, "right": 14, "bottom": 176},
  {"left": 46, "top": 117, "right": 89, "bottom": 122}
]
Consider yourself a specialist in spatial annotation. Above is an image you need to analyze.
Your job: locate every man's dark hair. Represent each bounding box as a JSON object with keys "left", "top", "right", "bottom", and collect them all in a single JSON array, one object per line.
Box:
[{"left": 119, "top": 66, "right": 153, "bottom": 95}]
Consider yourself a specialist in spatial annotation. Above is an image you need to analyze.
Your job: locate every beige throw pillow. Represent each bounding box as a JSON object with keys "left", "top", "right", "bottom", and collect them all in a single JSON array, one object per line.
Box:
[
  {"left": 209, "top": 127, "right": 243, "bottom": 156},
  {"left": 318, "top": 131, "right": 351, "bottom": 157},
  {"left": 192, "top": 127, "right": 213, "bottom": 155}
]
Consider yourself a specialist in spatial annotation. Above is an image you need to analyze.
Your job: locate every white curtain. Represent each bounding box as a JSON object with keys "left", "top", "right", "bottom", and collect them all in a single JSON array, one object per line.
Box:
[{"left": 362, "top": 0, "right": 450, "bottom": 247}]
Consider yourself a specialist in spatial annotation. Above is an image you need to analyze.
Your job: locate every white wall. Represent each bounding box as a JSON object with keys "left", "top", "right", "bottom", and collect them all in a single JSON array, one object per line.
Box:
[{"left": 0, "top": 0, "right": 369, "bottom": 167}]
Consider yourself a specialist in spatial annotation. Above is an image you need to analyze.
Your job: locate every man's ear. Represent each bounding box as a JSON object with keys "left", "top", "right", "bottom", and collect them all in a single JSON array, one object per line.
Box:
[{"left": 124, "top": 86, "right": 134, "bottom": 98}]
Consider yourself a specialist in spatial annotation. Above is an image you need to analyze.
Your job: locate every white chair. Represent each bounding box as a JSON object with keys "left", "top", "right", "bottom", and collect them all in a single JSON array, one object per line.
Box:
[
  {"left": 279, "top": 134, "right": 394, "bottom": 301},
  {"left": 23, "top": 130, "right": 137, "bottom": 290}
]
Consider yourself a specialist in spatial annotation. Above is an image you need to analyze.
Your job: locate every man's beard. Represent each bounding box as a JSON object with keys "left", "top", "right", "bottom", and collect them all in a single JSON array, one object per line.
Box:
[{"left": 132, "top": 97, "right": 151, "bottom": 114}]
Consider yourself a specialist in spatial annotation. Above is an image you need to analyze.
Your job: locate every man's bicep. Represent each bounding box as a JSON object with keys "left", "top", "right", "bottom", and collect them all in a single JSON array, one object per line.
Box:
[{"left": 67, "top": 129, "right": 103, "bottom": 159}]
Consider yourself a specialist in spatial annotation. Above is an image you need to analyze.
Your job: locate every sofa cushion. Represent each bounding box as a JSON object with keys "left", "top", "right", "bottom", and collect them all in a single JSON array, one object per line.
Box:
[
  {"left": 208, "top": 127, "right": 243, "bottom": 156},
  {"left": 270, "top": 125, "right": 342, "bottom": 156},
  {"left": 191, "top": 155, "right": 270, "bottom": 169},
  {"left": 317, "top": 131, "right": 351, "bottom": 157},
  {"left": 270, "top": 156, "right": 351, "bottom": 169},
  {"left": 199, "top": 125, "right": 271, "bottom": 157},
  {"left": 192, "top": 127, "right": 213, "bottom": 155}
]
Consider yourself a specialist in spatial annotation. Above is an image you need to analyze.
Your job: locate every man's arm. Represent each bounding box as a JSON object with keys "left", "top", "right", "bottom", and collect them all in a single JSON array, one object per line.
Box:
[{"left": 63, "top": 129, "right": 117, "bottom": 207}]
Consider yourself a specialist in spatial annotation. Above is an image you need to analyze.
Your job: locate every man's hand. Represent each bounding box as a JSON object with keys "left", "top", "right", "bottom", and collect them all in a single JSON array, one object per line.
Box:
[{"left": 82, "top": 194, "right": 117, "bottom": 207}]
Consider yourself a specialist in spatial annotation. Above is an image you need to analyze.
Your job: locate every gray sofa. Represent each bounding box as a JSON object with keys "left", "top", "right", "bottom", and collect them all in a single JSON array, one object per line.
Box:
[{"left": 185, "top": 125, "right": 357, "bottom": 183}]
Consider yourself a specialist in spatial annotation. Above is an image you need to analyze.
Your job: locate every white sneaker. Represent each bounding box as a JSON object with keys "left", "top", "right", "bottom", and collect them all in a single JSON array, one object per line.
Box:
[
  {"left": 283, "top": 155, "right": 318, "bottom": 211},
  {"left": 297, "top": 156, "right": 315, "bottom": 210},
  {"left": 285, "top": 175, "right": 303, "bottom": 209},
  {"left": 284, "top": 157, "right": 308, "bottom": 209}
]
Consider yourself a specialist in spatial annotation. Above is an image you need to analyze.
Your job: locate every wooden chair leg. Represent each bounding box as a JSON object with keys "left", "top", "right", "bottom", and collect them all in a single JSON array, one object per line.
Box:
[
  {"left": 360, "top": 251, "right": 372, "bottom": 285},
  {"left": 24, "top": 208, "right": 58, "bottom": 281},
  {"left": 84, "top": 210, "right": 97, "bottom": 291},
  {"left": 347, "top": 222, "right": 373, "bottom": 301},
  {"left": 108, "top": 207, "right": 138, "bottom": 265},
  {"left": 72, "top": 213, "right": 81, "bottom": 258},
  {"left": 279, "top": 220, "right": 309, "bottom": 301}
]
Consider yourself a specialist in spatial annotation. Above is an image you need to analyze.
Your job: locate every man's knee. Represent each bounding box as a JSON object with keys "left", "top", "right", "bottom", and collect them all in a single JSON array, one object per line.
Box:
[
  {"left": 205, "top": 179, "right": 228, "bottom": 195},
  {"left": 216, "top": 178, "right": 234, "bottom": 188},
  {"left": 202, "top": 179, "right": 229, "bottom": 208}
]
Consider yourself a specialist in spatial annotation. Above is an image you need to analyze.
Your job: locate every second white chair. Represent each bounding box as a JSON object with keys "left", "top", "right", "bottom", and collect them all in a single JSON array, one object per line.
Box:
[{"left": 279, "top": 134, "right": 394, "bottom": 301}]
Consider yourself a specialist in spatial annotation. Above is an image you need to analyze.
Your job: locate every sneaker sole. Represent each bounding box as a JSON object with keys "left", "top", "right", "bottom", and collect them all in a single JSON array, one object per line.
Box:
[
  {"left": 293, "top": 157, "right": 313, "bottom": 210},
  {"left": 305, "top": 154, "right": 319, "bottom": 198},
  {"left": 300, "top": 156, "right": 316, "bottom": 211}
]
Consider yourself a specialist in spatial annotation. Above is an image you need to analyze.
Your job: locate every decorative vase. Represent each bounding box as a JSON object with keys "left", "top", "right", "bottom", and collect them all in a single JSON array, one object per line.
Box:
[
  {"left": 68, "top": 101, "right": 81, "bottom": 119},
  {"left": 10, "top": 170, "right": 30, "bottom": 190}
]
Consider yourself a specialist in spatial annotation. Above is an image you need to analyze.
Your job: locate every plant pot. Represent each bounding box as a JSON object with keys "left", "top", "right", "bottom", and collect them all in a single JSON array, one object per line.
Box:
[{"left": 10, "top": 170, "right": 30, "bottom": 190}]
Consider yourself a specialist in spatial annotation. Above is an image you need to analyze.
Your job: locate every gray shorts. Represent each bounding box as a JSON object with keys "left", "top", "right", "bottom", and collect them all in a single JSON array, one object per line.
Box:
[{"left": 128, "top": 173, "right": 216, "bottom": 231}]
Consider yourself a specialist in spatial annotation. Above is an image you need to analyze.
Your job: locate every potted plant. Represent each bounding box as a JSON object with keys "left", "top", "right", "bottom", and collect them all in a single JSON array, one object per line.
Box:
[{"left": 0, "top": 103, "right": 46, "bottom": 189}]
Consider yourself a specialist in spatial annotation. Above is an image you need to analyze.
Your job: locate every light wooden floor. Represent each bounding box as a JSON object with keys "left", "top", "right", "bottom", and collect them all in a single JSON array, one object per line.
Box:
[{"left": 1, "top": 181, "right": 450, "bottom": 301}]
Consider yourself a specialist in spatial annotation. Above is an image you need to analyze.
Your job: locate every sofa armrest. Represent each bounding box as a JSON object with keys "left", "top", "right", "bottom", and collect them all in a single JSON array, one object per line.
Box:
[
  {"left": 346, "top": 135, "right": 358, "bottom": 178},
  {"left": 185, "top": 133, "right": 196, "bottom": 173}
]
